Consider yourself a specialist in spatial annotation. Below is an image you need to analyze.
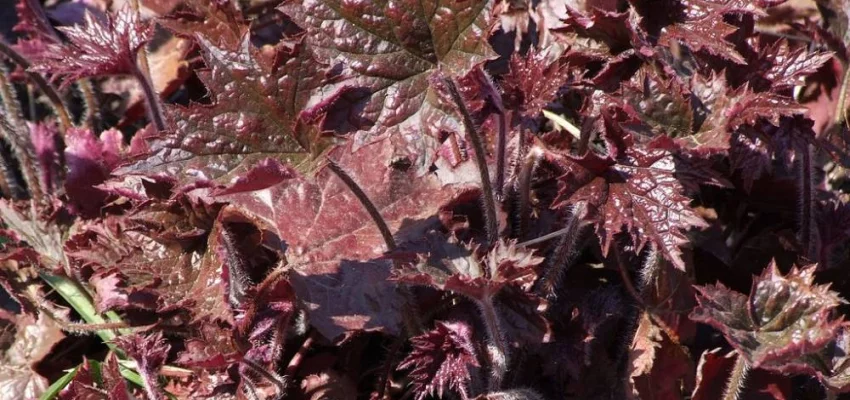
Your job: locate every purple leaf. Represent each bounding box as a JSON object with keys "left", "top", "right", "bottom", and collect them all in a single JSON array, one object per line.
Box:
[
  {"left": 398, "top": 320, "right": 480, "bottom": 400},
  {"left": 690, "top": 261, "right": 845, "bottom": 368},
  {"left": 550, "top": 145, "right": 707, "bottom": 270},
  {"left": 0, "top": 314, "right": 64, "bottom": 399},
  {"left": 117, "top": 36, "right": 325, "bottom": 185},
  {"left": 30, "top": 6, "right": 153, "bottom": 88},
  {"left": 394, "top": 237, "right": 544, "bottom": 302},
  {"left": 279, "top": 0, "right": 496, "bottom": 172},
  {"left": 216, "top": 140, "right": 474, "bottom": 340}
]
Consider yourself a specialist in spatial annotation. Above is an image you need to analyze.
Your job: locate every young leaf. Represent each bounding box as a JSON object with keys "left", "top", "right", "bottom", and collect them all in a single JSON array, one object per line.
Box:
[
  {"left": 560, "top": 6, "right": 632, "bottom": 54},
  {"left": 64, "top": 128, "right": 129, "bottom": 216},
  {"left": 27, "top": 122, "right": 59, "bottom": 196},
  {"left": 58, "top": 356, "right": 130, "bottom": 400},
  {"left": 690, "top": 261, "right": 845, "bottom": 368},
  {"left": 629, "top": 0, "right": 756, "bottom": 64},
  {"left": 394, "top": 238, "right": 544, "bottom": 302},
  {"left": 29, "top": 7, "right": 153, "bottom": 88},
  {"left": 502, "top": 51, "right": 571, "bottom": 126},
  {"left": 549, "top": 144, "right": 706, "bottom": 270},
  {"left": 398, "top": 320, "right": 480, "bottom": 400}
]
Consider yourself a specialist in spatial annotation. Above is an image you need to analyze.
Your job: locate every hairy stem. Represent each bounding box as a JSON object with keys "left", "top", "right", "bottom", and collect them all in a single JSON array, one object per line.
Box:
[
  {"left": 219, "top": 227, "right": 253, "bottom": 308},
  {"left": 241, "top": 358, "right": 288, "bottom": 395},
  {"left": 495, "top": 112, "right": 507, "bottom": 200},
  {"left": 443, "top": 77, "right": 498, "bottom": 245},
  {"left": 798, "top": 144, "right": 818, "bottom": 260},
  {"left": 77, "top": 80, "right": 98, "bottom": 129},
  {"left": 613, "top": 246, "right": 648, "bottom": 310},
  {"left": 241, "top": 378, "right": 261, "bottom": 400},
  {"left": 137, "top": 365, "right": 164, "bottom": 400},
  {"left": 477, "top": 296, "right": 508, "bottom": 392},
  {"left": 375, "top": 334, "right": 406, "bottom": 400},
  {"left": 538, "top": 202, "right": 587, "bottom": 299},
  {"left": 0, "top": 39, "right": 72, "bottom": 132},
  {"left": 0, "top": 143, "right": 24, "bottom": 198},
  {"left": 129, "top": 60, "right": 166, "bottom": 132},
  {"left": 722, "top": 354, "right": 749, "bottom": 400},
  {"left": 270, "top": 309, "right": 293, "bottom": 368},
  {"left": 516, "top": 146, "right": 542, "bottom": 239},
  {"left": 24, "top": 0, "right": 61, "bottom": 37},
  {"left": 60, "top": 321, "right": 135, "bottom": 335},
  {"left": 38, "top": 273, "right": 123, "bottom": 343},
  {"left": 326, "top": 160, "right": 396, "bottom": 250},
  {"left": 482, "top": 389, "right": 545, "bottom": 400},
  {"left": 0, "top": 66, "right": 42, "bottom": 201},
  {"left": 835, "top": 64, "right": 850, "bottom": 127}
]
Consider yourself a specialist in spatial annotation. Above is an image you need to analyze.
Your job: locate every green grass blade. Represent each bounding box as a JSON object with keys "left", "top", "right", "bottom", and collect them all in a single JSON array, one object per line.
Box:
[
  {"left": 38, "top": 272, "right": 120, "bottom": 344},
  {"left": 38, "top": 366, "right": 78, "bottom": 400}
]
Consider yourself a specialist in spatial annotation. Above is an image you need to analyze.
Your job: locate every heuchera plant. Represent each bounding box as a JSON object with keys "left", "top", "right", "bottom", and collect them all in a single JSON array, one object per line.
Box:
[{"left": 3, "top": 0, "right": 850, "bottom": 399}]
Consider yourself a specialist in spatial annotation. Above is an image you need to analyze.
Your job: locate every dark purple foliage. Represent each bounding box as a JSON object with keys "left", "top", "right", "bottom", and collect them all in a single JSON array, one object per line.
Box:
[
  {"left": 399, "top": 320, "right": 480, "bottom": 400},
  {"left": 1, "top": 0, "right": 850, "bottom": 399}
]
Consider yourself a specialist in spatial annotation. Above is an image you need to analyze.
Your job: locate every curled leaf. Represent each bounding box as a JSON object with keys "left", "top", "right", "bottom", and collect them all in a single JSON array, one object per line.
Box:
[{"left": 690, "top": 261, "right": 845, "bottom": 368}]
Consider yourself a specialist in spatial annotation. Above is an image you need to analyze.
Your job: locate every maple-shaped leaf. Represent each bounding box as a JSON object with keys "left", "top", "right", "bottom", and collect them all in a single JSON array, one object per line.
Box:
[
  {"left": 64, "top": 190, "right": 228, "bottom": 323},
  {"left": 216, "top": 139, "right": 474, "bottom": 340},
  {"left": 728, "top": 126, "right": 772, "bottom": 191},
  {"left": 560, "top": 6, "right": 632, "bottom": 54},
  {"left": 59, "top": 355, "right": 131, "bottom": 400},
  {"left": 0, "top": 314, "right": 64, "bottom": 399},
  {"left": 683, "top": 73, "right": 807, "bottom": 151},
  {"left": 101, "top": 354, "right": 132, "bottom": 400},
  {"left": 550, "top": 144, "right": 706, "bottom": 270},
  {"left": 727, "top": 115, "right": 816, "bottom": 191},
  {"left": 793, "top": 326, "right": 850, "bottom": 393},
  {"left": 29, "top": 6, "right": 153, "bottom": 88},
  {"left": 398, "top": 320, "right": 480, "bottom": 400},
  {"left": 13, "top": 0, "right": 56, "bottom": 39},
  {"left": 754, "top": 40, "right": 833, "bottom": 92},
  {"left": 715, "top": 37, "right": 834, "bottom": 93},
  {"left": 712, "top": 325, "right": 850, "bottom": 395},
  {"left": 58, "top": 358, "right": 101, "bottom": 400},
  {"left": 501, "top": 51, "right": 571, "bottom": 125},
  {"left": 279, "top": 0, "right": 496, "bottom": 172},
  {"left": 0, "top": 200, "right": 65, "bottom": 273},
  {"left": 690, "top": 261, "right": 845, "bottom": 368},
  {"left": 394, "top": 237, "right": 544, "bottom": 302},
  {"left": 435, "top": 66, "right": 504, "bottom": 126},
  {"left": 117, "top": 35, "right": 324, "bottom": 185},
  {"left": 629, "top": 0, "right": 761, "bottom": 64},
  {"left": 11, "top": 0, "right": 60, "bottom": 63},
  {"left": 157, "top": 0, "right": 248, "bottom": 48}
]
